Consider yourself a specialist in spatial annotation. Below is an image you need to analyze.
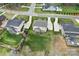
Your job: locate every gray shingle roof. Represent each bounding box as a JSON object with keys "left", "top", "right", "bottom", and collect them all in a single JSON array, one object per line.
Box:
[
  {"left": 33, "top": 19, "right": 47, "bottom": 27},
  {"left": 65, "top": 33, "right": 79, "bottom": 36},
  {"left": 62, "top": 23, "right": 79, "bottom": 33},
  {"left": 6, "top": 19, "right": 24, "bottom": 27}
]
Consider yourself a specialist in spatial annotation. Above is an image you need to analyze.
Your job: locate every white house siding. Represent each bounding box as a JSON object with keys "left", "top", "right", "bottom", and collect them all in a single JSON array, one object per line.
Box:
[
  {"left": 1, "top": 20, "right": 8, "bottom": 28},
  {"left": 33, "top": 26, "right": 47, "bottom": 32},
  {"left": 40, "top": 27, "right": 47, "bottom": 32},
  {"left": 47, "top": 17, "right": 53, "bottom": 30}
]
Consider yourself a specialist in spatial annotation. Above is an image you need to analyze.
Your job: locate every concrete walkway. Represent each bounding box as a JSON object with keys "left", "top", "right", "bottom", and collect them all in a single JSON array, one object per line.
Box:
[
  {"left": 11, "top": 14, "right": 18, "bottom": 19},
  {"left": 47, "top": 17, "right": 53, "bottom": 30},
  {"left": 24, "top": 16, "right": 32, "bottom": 29}
]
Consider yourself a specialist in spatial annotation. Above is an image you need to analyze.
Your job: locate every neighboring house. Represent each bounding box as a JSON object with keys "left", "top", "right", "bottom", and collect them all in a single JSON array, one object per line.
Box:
[
  {"left": 42, "top": 4, "right": 62, "bottom": 11},
  {"left": 33, "top": 19, "right": 47, "bottom": 33},
  {"left": 47, "top": 17, "right": 53, "bottom": 30},
  {"left": 5, "top": 19, "right": 25, "bottom": 34},
  {"left": 61, "top": 23, "right": 79, "bottom": 46},
  {"left": 54, "top": 17, "right": 60, "bottom": 32},
  {"left": 0, "top": 15, "right": 6, "bottom": 28}
]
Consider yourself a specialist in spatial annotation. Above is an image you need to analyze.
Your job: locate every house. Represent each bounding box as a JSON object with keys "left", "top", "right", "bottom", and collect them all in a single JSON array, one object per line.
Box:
[
  {"left": 61, "top": 23, "right": 79, "bottom": 46},
  {"left": 42, "top": 4, "right": 62, "bottom": 11},
  {"left": 54, "top": 17, "right": 60, "bottom": 32},
  {"left": 33, "top": 19, "right": 47, "bottom": 33},
  {"left": 5, "top": 19, "right": 25, "bottom": 34},
  {"left": 0, "top": 15, "right": 6, "bottom": 29}
]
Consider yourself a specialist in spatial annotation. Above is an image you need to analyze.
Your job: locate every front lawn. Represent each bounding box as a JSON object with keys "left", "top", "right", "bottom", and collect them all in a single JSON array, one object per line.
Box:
[
  {"left": 4, "top": 13, "right": 14, "bottom": 19},
  {"left": 0, "top": 31, "right": 23, "bottom": 47},
  {"left": 16, "top": 15, "right": 29, "bottom": 21},
  {"left": 51, "top": 18, "right": 55, "bottom": 23},
  {"left": 58, "top": 18, "right": 73, "bottom": 24},
  {"left": 32, "top": 16, "right": 47, "bottom": 20}
]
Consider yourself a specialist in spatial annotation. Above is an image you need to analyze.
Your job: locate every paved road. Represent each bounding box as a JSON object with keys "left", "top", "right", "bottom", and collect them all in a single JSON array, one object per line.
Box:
[{"left": 0, "top": 3, "right": 79, "bottom": 19}]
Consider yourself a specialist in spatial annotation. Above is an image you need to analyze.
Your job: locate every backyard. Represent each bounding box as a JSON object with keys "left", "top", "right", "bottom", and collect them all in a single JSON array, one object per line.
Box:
[
  {"left": 0, "top": 47, "right": 10, "bottom": 56},
  {"left": 0, "top": 30, "right": 23, "bottom": 47},
  {"left": 26, "top": 29, "right": 53, "bottom": 51}
]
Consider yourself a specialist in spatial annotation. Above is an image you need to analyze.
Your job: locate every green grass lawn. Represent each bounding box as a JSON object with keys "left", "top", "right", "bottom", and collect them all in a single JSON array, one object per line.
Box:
[
  {"left": 34, "top": 8, "right": 43, "bottom": 13},
  {"left": 0, "top": 47, "right": 10, "bottom": 56},
  {"left": 35, "top": 3, "right": 43, "bottom": 7},
  {"left": 0, "top": 30, "right": 23, "bottom": 47},
  {"left": 61, "top": 6, "right": 79, "bottom": 13},
  {"left": 4, "top": 13, "right": 14, "bottom": 19},
  {"left": 58, "top": 18, "right": 73, "bottom": 24},
  {"left": 32, "top": 16, "right": 47, "bottom": 20},
  {"left": 73, "top": 20, "right": 79, "bottom": 26},
  {"left": 26, "top": 29, "right": 53, "bottom": 51},
  {"left": 35, "top": 6, "right": 79, "bottom": 15},
  {"left": 16, "top": 15, "right": 29, "bottom": 21},
  {"left": 0, "top": 12, "right": 3, "bottom": 14},
  {"left": 21, "top": 3, "right": 31, "bottom": 6},
  {"left": 51, "top": 18, "right": 55, "bottom": 23},
  {"left": 0, "top": 30, "right": 4, "bottom": 34},
  {"left": 35, "top": 8, "right": 56, "bottom": 14},
  {"left": 18, "top": 7, "right": 29, "bottom": 11}
]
